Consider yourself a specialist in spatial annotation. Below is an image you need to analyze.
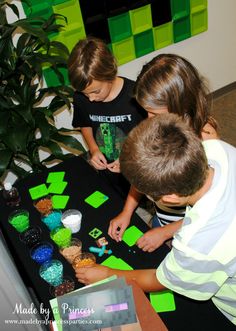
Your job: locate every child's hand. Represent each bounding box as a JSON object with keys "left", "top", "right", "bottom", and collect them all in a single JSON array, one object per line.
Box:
[
  {"left": 136, "top": 227, "right": 168, "bottom": 252},
  {"left": 75, "top": 264, "right": 110, "bottom": 285},
  {"left": 107, "top": 159, "right": 120, "bottom": 173},
  {"left": 108, "top": 212, "right": 131, "bottom": 242},
  {"left": 90, "top": 150, "right": 107, "bottom": 170}
]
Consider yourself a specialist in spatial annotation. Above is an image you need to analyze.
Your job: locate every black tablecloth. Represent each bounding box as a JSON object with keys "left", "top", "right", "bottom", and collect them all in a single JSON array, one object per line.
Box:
[{"left": 0, "top": 156, "right": 234, "bottom": 331}]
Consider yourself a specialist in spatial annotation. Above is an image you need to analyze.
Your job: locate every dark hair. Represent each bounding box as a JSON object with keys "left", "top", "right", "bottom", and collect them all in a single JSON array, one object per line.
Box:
[
  {"left": 120, "top": 114, "right": 208, "bottom": 200},
  {"left": 68, "top": 36, "right": 117, "bottom": 91},
  {"left": 134, "top": 54, "right": 217, "bottom": 137}
]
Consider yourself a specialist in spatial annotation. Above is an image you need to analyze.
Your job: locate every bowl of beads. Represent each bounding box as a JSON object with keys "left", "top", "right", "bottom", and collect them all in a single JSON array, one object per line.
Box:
[
  {"left": 59, "top": 238, "right": 82, "bottom": 264},
  {"left": 39, "top": 259, "right": 63, "bottom": 287},
  {"left": 50, "top": 276, "right": 75, "bottom": 297},
  {"left": 19, "top": 226, "right": 42, "bottom": 248},
  {"left": 8, "top": 209, "right": 30, "bottom": 233},
  {"left": 34, "top": 196, "right": 53, "bottom": 216},
  {"left": 50, "top": 226, "right": 72, "bottom": 248},
  {"left": 30, "top": 242, "right": 54, "bottom": 264},
  {"left": 72, "top": 252, "right": 96, "bottom": 271},
  {"left": 41, "top": 210, "right": 62, "bottom": 231}
]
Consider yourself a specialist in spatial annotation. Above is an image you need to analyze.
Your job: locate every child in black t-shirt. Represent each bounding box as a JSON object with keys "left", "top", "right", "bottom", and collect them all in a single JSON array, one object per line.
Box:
[{"left": 68, "top": 36, "right": 145, "bottom": 197}]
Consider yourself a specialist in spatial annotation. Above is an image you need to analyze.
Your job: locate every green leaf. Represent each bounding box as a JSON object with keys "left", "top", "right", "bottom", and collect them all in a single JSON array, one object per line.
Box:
[
  {"left": 41, "top": 140, "right": 64, "bottom": 158},
  {"left": 49, "top": 40, "right": 69, "bottom": 56},
  {"left": 2, "top": 122, "right": 32, "bottom": 153},
  {"left": 0, "top": 148, "right": 12, "bottom": 176},
  {"left": 42, "top": 152, "right": 73, "bottom": 164},
  {"left": 0, "top": 110, "right": 10, "bottom": 135},
  {"left": 51, "top": 132, "right": 86, "bottom": 152},
  {"left": 34, "top": 111, "right": 52, "bottom": 142}
]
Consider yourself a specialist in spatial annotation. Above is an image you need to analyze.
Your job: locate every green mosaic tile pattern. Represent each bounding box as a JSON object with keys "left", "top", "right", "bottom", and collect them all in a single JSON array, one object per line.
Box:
[{"left": 22, "top": 0, "right": 208, "bottom": 84}]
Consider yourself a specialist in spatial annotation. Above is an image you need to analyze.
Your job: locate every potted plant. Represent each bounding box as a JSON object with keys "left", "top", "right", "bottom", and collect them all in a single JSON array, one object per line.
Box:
[{"left": 0, "top": 1, "right": 85, "bottom": 183}]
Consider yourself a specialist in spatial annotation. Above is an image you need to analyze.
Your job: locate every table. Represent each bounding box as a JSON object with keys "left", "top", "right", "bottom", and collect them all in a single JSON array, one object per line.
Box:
[{"left": 0, "top": 156, "right": 234, "bottom": 331}]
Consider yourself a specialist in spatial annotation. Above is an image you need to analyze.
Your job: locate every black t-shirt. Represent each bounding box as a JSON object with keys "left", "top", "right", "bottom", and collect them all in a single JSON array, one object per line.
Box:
[{"left": 72, "top": 77, "right": 146, "bottom": 161}]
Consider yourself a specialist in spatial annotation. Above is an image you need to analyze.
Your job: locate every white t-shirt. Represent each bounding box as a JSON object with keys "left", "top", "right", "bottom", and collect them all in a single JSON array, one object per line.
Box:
[{"left": 157, "top": 139, "right": 236, "bottom": 325}]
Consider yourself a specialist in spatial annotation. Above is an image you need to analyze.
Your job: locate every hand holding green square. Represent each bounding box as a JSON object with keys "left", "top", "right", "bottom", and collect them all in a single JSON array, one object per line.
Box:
[
  {"left": 85, "top": 191, "right": 109, "bottom": 208},
  {"left": 122, "top": 225, "right": 143, "bottom": 246},
  {"left": 102, "top": 256, "right": 133, "bottom": 270}
]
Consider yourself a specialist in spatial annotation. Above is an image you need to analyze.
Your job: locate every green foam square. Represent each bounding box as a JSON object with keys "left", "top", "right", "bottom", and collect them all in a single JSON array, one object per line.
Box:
[
  {"left": 122, "top": 225, "right": 143, "bottom": 247},
  {"left": 85, "top": 191, "right": 109, "bottom": 208},
  {"left": 101, "top": 256, "right": 133, "bottom": 270},
  {"left": 47, "top": 181, "right": 68, "bottom": 194},
  {"left": 52, "top": 195, "right": 69, "bottom": 209},
  {"left": 46, "top": 171, "right": 65, "bottom": 183},
  {"left": 29, "top": 184, "right": 48, "bottom": 200},
  {"left": 150, "top": 290, "right": 176, "bottom": 312}
]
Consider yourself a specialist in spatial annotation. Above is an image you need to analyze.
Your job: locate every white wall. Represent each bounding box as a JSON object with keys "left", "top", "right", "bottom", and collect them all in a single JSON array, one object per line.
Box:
[{"left": 118, "top": 0, "right": 236, "bottom": 92}]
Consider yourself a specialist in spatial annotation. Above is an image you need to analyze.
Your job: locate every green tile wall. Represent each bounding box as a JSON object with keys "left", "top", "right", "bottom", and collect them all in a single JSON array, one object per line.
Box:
[{"left": 22, "top": 0, "right": 208, "bottom": 85}]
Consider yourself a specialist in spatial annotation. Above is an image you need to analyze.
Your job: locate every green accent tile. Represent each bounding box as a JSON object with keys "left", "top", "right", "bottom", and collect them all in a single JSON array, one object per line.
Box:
[
  {"left": 52, "top": 195, "right": 69, "bottom": 209},
  {"left": 191, "top": 8, "right": 208, "bottom": 36},
  {"left": 134, "top": 29, "right": 154, "bottom": 58},
  {"left": 52, "top": 0, "right": 84, "bottom": 27},
  {"left": 102, "top": 256, "right": 133, "bottom": 270},
  {"left": 150, "top": 290, "right": 176, "bottom": 312},
  {"left": 129, "top": 4, "right": 153, "bottom": 35},
  {"left": 190, "top": 0, "right": 207, "bottom": 12},
  {"left": 153, "top": 22, "right": 173, "bottom": 50},
  {"left": 47, "top": 181, "right": 68, "bottom": 194},
  {"left": 61, "top": 23, "right": 86, "bottom": 52},
  {"left": 89, "top": 228, "right": 103, "bottom": 239},
  {"left": 43, "top": 67, "right": 70, "bottom": 87},
  {"left": 52, "top": 0, "right": 85, "bottom": 51},
  {"left": 122, "top": 225, "right": 143, "bottom": 247},
  {"left": 46, "top": 171, "right": 65, "bottom": 183},
  {"left": 29, "top": 184, "right": 48, "bottom": 200},
  {"left": 171, "top": 0, "right": 190, "bottom": 20},
  {"left": 52, "top": 0, "right": 68, "bottom": 4},
  {"left": 111, "top": 37, "right": 135, "bottom": 66},
  {"left": 108, "top": 12, "right": 132, "bottom": 43},
  {"left": 85, "top": 191, "right": 109, "bottom": 208},
  {"left": 173, "top": 16, "right": 191, "bottom": 43},
  {"left": 22, "top": 2, "right": 53, "bottom": 19}
]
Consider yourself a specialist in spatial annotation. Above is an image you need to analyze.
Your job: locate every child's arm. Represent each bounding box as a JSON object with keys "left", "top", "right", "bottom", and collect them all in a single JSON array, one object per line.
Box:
[
  {"left": 75, "top": 265, "right": 165, "bottom": 292},
  {"left": 136, "top": 219, "right": 183, "bottom": 252},
  {"left": 81, "top": 127, "right": 107, "bottom": 170},
  {"left": 108, "top": 186, "right": 143, "bottom": 241}
]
